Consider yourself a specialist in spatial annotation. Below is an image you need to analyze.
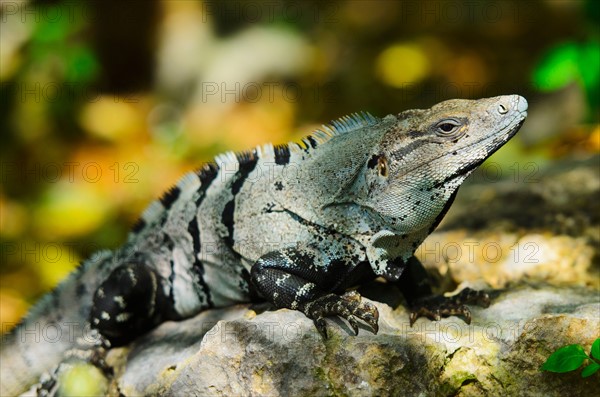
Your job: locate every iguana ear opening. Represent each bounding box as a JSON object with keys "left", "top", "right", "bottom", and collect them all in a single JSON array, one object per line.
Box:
[{"left": 377, "top": 155, "right": 389, "bottom": 177}]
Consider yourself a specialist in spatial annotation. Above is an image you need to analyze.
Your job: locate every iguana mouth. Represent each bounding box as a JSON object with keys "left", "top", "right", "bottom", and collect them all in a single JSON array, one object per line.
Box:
[{"left": 481, "top": 116, "right": 526, "bottom": 159}]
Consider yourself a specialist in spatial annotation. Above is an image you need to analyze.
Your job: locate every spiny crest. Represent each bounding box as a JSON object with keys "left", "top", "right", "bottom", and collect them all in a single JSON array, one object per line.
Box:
[
  {"left": 295, "top": 111, "right": 379, "bottom": 149},
  {"left": 320, "top": 111, "right": 378, "bottom": 135},
  {"left": 215, "top": 146, "right": 262, "bottom": 169}
]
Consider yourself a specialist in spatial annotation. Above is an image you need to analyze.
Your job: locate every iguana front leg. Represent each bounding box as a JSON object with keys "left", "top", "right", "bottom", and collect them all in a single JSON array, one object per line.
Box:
[
  {"left": 250, "top": 247, "right": 379, "bottom": 338},
  {"left": 397, "top": 256, "right": 490, "bottom": 326}
]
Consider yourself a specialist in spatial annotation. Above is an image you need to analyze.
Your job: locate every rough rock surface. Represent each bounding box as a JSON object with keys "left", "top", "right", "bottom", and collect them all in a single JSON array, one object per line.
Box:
[
  {"left": 51, "top": 155, "right": 600, "bottom": 396},
  {"left": 111, "top": 285, "right": 598, "bottom": 397}
]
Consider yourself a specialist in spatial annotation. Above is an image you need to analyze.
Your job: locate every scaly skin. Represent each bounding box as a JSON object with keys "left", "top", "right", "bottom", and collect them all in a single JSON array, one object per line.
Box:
[{"left": 0, "top": 95, "right": 527, "bottom": 396}]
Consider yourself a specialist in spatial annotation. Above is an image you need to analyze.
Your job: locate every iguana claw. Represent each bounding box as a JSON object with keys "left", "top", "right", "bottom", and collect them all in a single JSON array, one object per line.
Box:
[
  {"left": 409, "top": 287, "right": 490, "bottom": 326},
  {"left": 305, "top": 290, "right": 380, "bottom": 338}
]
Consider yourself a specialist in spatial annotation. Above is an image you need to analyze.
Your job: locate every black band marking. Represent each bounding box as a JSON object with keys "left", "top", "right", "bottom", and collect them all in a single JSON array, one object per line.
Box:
[
  {"left": 160, "top": 186, "right": 181, "bottom": 209},
  {"left": 131, "top": 218, "right": 146, "bottom": 233},
  {"left": 221, "top": 200, "right": 236, "bottom": 248},
  {"left": 187, "top": 218, "right": 201, "bottom": 258},
  {"left": 274, "top": 144, "right": 291, "bottom": 165},
  {"left": 195, "top": 162, "right": 219, "bottom": 207},
  {"left": 222, "top": 153, "right": 258, "bottom": 250},
  {"left": 185, "top": 217, "right": 214, "bottom": 308}
]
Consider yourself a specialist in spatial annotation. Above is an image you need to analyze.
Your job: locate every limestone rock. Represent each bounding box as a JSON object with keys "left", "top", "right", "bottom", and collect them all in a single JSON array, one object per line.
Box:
[{"left": 113, "top": 285, "right": 598, "bottom": 396}]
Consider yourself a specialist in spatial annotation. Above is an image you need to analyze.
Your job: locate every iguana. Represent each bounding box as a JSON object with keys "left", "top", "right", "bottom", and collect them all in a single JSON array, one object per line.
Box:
[{"left": 1, "top": 95, "right": 527, "bottom": 395}]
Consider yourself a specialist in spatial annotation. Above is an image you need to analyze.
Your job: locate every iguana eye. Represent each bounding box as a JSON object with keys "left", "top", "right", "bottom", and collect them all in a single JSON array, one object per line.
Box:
[
  {"left": 435, "top": 119, "right": 462, "bottom": 136},
  {"left": 377, "top": 156, "right": 388, "bottom": 177}
]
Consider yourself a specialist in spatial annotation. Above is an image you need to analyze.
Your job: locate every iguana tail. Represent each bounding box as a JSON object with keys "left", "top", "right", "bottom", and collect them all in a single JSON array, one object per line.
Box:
[{"left": 0, "top": 250, "right": 115, "bottom": 395}]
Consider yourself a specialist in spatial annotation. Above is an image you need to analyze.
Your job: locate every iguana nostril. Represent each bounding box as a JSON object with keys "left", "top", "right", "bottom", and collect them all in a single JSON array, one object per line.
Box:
[{"left": 498, "top": 104, "right": 508, "bottom": 114}]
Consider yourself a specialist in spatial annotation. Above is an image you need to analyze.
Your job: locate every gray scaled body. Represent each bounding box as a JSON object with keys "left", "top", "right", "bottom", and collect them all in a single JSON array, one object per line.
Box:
[{"left": 0, "top": 95, "right": 528, "bottom": 396}]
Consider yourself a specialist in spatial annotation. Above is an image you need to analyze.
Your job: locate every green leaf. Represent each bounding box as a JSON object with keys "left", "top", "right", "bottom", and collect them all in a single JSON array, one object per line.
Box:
[
  {"left": 532, "top": 43, "right": 580, "bottom": 91},
  {"left": 65, "top": 46, "right": 99, "bottom": 82},
  {"left": 577, "top": 41, "right": 600, "bottom": 89},
  {"left": 33, "top": 15, "right": 70, "bottom": 43},
  {"left": 581, "top": 362, "right": 600, "bottom": 378},
  {"left": 592, "top": 339, "right": 600, "bottom": 360},
  {"left": 540, "top": 344, "right": 588, "bottom": 373}
]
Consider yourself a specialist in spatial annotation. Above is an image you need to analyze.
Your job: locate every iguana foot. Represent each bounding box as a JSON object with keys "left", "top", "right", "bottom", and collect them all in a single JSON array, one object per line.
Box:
[
  {"left": 409, "top": 287, "right": 490, "bottom": 326},
  {"left": 303, "top": 290, "right": 379, "bottom": 338}
]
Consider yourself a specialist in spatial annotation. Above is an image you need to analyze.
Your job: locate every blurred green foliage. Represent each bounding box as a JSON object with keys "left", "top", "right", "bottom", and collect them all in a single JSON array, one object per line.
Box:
[{"left": 533, "top": 40, "right": 600, "bottom": 112}]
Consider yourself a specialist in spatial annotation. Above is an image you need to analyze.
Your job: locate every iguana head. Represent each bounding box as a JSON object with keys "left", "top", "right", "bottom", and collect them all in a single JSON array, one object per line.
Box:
[{"left": 359, "top": 95, "right": 528, "bottom": 233}]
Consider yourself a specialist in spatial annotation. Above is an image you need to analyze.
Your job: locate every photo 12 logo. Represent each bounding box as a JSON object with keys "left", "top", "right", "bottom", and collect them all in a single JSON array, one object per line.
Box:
[{"left": 0, "top": 162, "right": 140, "bottom": 184}]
